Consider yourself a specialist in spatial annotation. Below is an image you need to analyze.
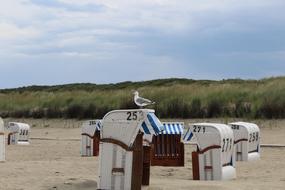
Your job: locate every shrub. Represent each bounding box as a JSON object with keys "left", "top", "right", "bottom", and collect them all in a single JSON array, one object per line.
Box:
[
  {"left": 207, "top": 99, "right": 223, "bottom": 118},
  {"left": 189, "top": 98, "right": 202, "bottom": 118},
  {"left": 30, "top": 108, "right": 45, "bottom": 118},
  {"left": 45, "top": 107, "right": 63, "bottom": 118},
  {"left": 82, "top": 104, "right": 96, "bottom": 119},
  {"left": 64, "top": 104, "right": 85, "bottom": 119}
]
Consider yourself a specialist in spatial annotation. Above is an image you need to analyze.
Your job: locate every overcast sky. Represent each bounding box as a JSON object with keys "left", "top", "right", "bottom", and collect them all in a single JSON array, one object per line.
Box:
[{"left": 0, "top": 0, "right": 284, "bottom": 88}]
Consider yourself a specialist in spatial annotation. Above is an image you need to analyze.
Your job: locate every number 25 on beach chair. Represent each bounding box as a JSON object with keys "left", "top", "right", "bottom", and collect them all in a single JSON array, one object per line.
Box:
[{"left": 98, "top": 109, "right": 162, "bottom": 190}]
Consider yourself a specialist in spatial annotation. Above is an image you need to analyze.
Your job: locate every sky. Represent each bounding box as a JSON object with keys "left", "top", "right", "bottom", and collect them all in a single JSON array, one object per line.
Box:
[{"left": 0, "top": 0, "right": 285, "bottom": 88}]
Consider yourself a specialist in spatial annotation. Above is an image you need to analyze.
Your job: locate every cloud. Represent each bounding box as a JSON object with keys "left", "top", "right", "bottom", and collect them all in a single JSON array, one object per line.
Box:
[
  {"left": 0, "top": 22, "right": 40, "bottom": 40},
  {"left": 0, "top": 0, "right": 284, "bottom": 88},
  {"left": 29, "top": 0, "right": 105, "bottom": 12}
]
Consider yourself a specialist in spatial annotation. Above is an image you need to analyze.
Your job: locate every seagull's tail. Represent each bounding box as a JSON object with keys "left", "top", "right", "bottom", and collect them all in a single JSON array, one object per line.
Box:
[{"left": 151, "top": 101, "right": 156, "bottom": 105}]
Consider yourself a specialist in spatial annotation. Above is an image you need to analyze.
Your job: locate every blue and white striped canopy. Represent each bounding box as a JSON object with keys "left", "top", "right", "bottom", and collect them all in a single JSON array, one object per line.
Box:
[
  {"left": 160, "top": 123, "right": 184, "bottom": 135},
  {"left": 140, "top": 113, "right": 163, "bottom": 135},
  {"left": 96, "top": 120, "right": 102, "bottom": 131},
  {"left": 183, "top": 128, "right": 194, "bottom": 141}
]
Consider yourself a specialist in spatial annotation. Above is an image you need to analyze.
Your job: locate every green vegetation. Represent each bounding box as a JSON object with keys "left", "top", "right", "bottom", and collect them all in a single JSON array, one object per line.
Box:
[{"left": 0, "top": 77, "right": 285, "bottom": 119}]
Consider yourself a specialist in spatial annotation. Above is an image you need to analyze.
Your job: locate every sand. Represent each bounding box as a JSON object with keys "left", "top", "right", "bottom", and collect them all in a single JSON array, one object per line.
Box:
[{"left": 0, "top": 119, "right": 285, "bottom": 190}]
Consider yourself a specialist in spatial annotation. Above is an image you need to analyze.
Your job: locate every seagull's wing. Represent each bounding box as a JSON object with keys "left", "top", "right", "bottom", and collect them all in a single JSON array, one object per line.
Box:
[
  {"left": 135, "top": 97, "right": 155, "bottom": 107},
  {"left": 136, "top": 97, "right": 152, "bottom": 104}
]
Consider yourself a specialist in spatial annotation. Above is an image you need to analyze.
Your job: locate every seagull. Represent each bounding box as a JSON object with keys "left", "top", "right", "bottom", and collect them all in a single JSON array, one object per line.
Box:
[{"left": 133, "top": 91, "right": 155, "bottom": 108}]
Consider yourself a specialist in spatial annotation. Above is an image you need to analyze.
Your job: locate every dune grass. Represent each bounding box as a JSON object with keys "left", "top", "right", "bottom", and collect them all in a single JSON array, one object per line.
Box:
[{"left": 0, "top": 77, "right": 285, "bottom": 119}]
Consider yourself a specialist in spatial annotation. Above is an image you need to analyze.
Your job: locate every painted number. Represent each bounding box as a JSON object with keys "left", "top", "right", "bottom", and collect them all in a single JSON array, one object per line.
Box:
[
  {"left": 127, "top": 111, "right": 137, "bottom": 121},
  {"left": 249, "top": 132, "right": 259, "bottom": 143},
  {"left": 193, "top": 126, "right": 206, "bottom": 133},
  {"left": 222, "top": 138, "right": 233, "bottom": 152},
  {"left": 89, "top": 120, "right": 96, "bottom": 125},
  {"left": 231, "top": 125, "right": 240, "bottom": 130},
  {"left": 19, "top": 130, "right": 28, "bottom": 135}
]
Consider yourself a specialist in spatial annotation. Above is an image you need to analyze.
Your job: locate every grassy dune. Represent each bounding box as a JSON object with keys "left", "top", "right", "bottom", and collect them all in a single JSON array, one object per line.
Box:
[{"left": 0, "top": 77, "right": 285, "bottom": 119}]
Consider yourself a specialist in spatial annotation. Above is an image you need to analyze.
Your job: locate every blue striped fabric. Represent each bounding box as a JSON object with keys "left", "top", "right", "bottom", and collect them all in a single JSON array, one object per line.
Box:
[
  {"left": 183, "top": 128, "right": 194, "bottom": 141},
  {"left": 147, "top": 113, "right": 162, "bottom": 135},
  {"left": 161, "top": 123, "right": 184, "bottom": 135},
  {"left": 141, "top": 121, "right": 151, "bottom": 135},
  {"left": 140, "top": 113, "right": 163, "bottom": 135},
  {"left": 96, "top": 120, "right": 102, "bottom": 131}
]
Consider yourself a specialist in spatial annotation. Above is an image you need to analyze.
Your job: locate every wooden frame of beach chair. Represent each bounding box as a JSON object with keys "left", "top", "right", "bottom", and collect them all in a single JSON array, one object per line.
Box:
[{"left": 151, "top": 122, "right": 185, "bottom": 167}]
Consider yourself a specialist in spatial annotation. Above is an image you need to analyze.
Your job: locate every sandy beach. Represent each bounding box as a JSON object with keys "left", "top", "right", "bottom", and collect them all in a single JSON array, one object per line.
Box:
[{"left": 1, "top": 119, "right": 285, "bottom": 190}]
